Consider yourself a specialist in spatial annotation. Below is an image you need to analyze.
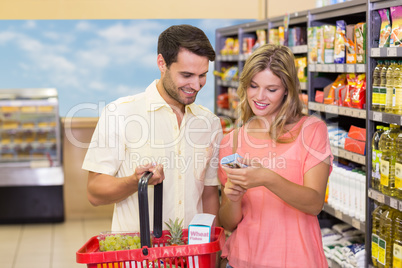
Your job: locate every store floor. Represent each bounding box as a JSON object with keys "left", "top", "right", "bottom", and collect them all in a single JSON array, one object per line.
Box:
[{"left": 0, "top": 217, "right": 112, "bottom": 268}]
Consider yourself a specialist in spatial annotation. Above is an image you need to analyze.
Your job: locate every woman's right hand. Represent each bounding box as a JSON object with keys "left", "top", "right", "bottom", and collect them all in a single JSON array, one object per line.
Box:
[{"left": 224, "top": 179, "right": 246, "bottom": 202}]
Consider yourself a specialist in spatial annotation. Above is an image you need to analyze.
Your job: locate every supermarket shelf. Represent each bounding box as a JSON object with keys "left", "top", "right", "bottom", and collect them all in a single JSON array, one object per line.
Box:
[
  {"left": 371, "top": 0, "right": 402, "bottom": 10},
  {"left": 331, "top": 146, "right": 366, "bottom": 165},
  {"left": 368, "top": 188, "right": 402, "bottom": 212},
  {"left": 216, "top": 107, "right": 236, "bottom": 119},
  {"left": 370, "top": 47, "right": 402, "bottom": 57},
  {"left": 370, "top": 111, "right": 402, "bottom": 126},
  {"left": 217, "top": 79, "right": 239, "bottom": 88},
  {"left": 216, "top": 54, "right": 240, "bottom": 62},
  {"left": 323, "top": 203, "right": 366, "bottom": 232},
  {"left": 308, "top": 102, "right": 367, "bottom": 119},
  {"left": 290, "top": 45, "right": 308, "bottom": 54},
  {"left": 308, "top": 64, "right": 366, "bottom": 73}
]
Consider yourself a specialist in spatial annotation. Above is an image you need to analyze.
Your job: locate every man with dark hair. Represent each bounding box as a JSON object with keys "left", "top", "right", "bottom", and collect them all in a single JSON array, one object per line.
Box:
[{"left": 82, "top": 24, "right": 222, "bottom": 232}]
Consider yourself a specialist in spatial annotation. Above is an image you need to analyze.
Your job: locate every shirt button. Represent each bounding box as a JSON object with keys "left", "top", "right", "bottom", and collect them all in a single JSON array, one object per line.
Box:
[
  {"left": 178, "top": 150, "right": 181, "bottom": 155},
  {"left": 178, "top": 175, "right": 182, "bottom": 179},
  {"left": 179, "top": 200, "right": 182, "bottom": 205},
  {"left": 174, "top": 125, "right": 178, "bottom": 130}
]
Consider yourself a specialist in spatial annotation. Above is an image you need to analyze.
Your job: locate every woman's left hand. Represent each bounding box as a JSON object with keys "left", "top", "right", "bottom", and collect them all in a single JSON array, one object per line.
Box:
[{"left": 222, "top": 157, "right": 268, "bottom": 190}]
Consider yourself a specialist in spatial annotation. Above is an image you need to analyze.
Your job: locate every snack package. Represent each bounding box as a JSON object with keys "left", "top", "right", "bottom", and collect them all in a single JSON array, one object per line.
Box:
[
  {"left": 351, "top": 74, "right": 366, "bottom": 109},
  {"left": 295, "top": 56, "right": 308, "bottom": 82},
  {"left": 379, "top": 9, "right": 391, "bottom": 47},
  {"left": 324, "top": 74, "right": 346, "bottom": 105},
  {"left": 346, "top": 24, "right": 356, "bottom": 64},
  {"left": 323, "top": 25, "right": 336, "bottom": 64},
  {"left": 355, "top": 23, "right": 366, "bottom": 63},
  {"left": 308, "top": 27, "right": 318, "bottom": 64},
  {"left": 220, "top": 153, "right": 248, "bottom": 168},
  {"left": 269, "top": 28, "right": 279, "bottom": 45},
  {"left": 253, "top": 29, "right": 267, "bottom": 51},
  {"left": 334, "top": 20, "right": 346, "bottom": 64},
  {"left": 279, "top": 26, "right": 285, "bottom": 46},
  {"left": 390, "top": 6, "right": 402, "bottom": 47},
  {"left": 343, "top": 74, "right": 358, "bottom": 107},
  {"left": 288, "top": 28, "right": 295, "bottom": 47},
  {"left": 317, "top": 26, "right": 325, "bottom": 64},
  {"left": 346, "top": 38, "right": 357, "bottom": 64}
]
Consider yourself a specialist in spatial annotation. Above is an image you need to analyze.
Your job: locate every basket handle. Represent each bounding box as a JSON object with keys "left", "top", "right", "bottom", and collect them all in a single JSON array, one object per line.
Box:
[{"left": 138, "top": 171, "right": 163, "bottom": 252}]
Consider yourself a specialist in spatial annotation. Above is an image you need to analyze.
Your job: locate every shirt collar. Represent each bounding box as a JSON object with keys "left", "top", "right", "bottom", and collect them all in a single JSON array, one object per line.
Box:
[{"left": 145, "top": 79, "right": 203, "bottom": 116}]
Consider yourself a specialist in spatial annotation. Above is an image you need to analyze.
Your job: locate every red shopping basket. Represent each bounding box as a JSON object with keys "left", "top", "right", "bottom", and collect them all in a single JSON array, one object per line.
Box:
[{"left": 76, "top": 172, "right": 225, "bottom": 268}]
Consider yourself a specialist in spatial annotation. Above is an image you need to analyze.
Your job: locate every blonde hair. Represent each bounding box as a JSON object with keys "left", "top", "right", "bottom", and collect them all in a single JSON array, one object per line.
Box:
[{"left": 237, "top": 44, "right": 304, "bottom": 142}]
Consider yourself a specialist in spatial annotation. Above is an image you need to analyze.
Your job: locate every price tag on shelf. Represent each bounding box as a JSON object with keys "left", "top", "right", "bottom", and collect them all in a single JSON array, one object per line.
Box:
[
  {"left": 336, "top": 64, "right": 345, "bottom": 73},
  {"left": 346, "top": 64, "right": 355, "bottom": 73},
  {"left": 352, "top": 218, "right": 361, "bottom": 230},
  {"left": 356, "top": 64, "right": 365, "bottom": 73},
  {"left": 309, "top": 64, "right": 316, "bottom": 72},
  {"left": 387, "top": 47, "right": 397, "bottom": 57},
  {"left": 390, "top": 198, "right": 399, "bottom": 209},
  {"left": 373, "top": 112, "right": 383, "bottom": 122},
  {"left": 328, "top": 64, "right": 336, "bottom": 72},
  {"left": 316, "top": 64, "right": 323, "bottom": 72},
  {"left": 335, "top": 210, "right": 343, "bottom": 219},
  {"left": 325, "top": 105, "right": 338, "bottom": 114},
  {"left": 322, "top": 64, "right": 329, "bottom": 72},
  {"left": 377, "top": 193, "right": 385, "bottom": 203},
  {"left": 371, "top": 48, "right": 380, "bottom": 57},
  {"left": 368, "top": 189, "right": 374, "bottom": 199},
  {"left": 399, "top": 201, "right": 402, "bottom": 211}
]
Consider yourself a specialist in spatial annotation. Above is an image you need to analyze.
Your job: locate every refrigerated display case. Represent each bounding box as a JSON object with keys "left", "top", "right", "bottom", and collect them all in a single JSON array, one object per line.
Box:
[{"left": 0, "top": 88, "right": 64, "bottom": 223}]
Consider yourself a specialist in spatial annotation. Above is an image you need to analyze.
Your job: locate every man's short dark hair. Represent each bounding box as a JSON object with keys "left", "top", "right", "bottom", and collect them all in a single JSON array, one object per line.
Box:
[{"left": 157, "top": 24, "right": 216, "bottom": 68}]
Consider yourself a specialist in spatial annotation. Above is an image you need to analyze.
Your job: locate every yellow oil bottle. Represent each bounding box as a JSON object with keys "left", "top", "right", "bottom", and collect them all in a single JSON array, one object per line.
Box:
[
  {"left": 372, "top": 203, "right": 388, "bottom": 267},
  {"left": 380, "top": 124, "right": 400, "bottom": 196},
  {"left": 372, "top": 125, "right": 385, "bottom": 191},
  {"left": 393, "top": 210, "right": 402, "bottom": 268},
  {"left": 373, "top": 61, "right": 383, "bottom": 111},
  {"left": 385, "top": 60, "right": 396, "bottom": 113},
  {"left": 395, "top": 130, "right": 402, "bottom": 199},
  {"left": 393, "top": 61, "right": 402, "bottom": 115},
  {"left": 378, "top": 207, "right": 397, "bottom": 268},
  {"left": 379, "top": 61, "right": 390, "bottom": 112}
]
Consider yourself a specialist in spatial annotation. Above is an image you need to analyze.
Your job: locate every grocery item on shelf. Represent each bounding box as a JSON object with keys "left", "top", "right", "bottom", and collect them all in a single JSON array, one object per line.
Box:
[
  {"left": 269, "top": 28, "right": 279, "bottom": 46},
  {"left": 214, "top": 66, "right": 238, "bottom": 82},
  {"left": 372, "top": 125, "right": 385, "bottom": 191},
  {"left": 395, "top": 131, "right": 402, "bottom": 199},
  {"left": 216, "top": 93, "right": 229, "bottom": 109},
  {"left": 378, "top": 207, "right": 398, "bottom": 267},
  {"left": 355, "top": 22, "right": 366, "bottom": 64},
  {"left": 390, "top": 6, "right": 402, "bottom": 47},
  {"left": 334, "top": 20, "right": 347, "bottom": 64},
  {"left": 295, "top": 56, "right": 307, "bottom": 83},
  {"left": 308, "top": 26, "right": 318, "bottom": 64},
  {"left": 379, "top": 124, "right": 400, "bottom": 197},
  {"left": 220, "top": 38, "right": 239, "bottom": 55},
  {"left": 350, "top": 73, "right": 366, "bottom": 109},
  {"left": 242, "top": 37, "right": 255, "bottom": 54},
  {"left": 372, "top": 60, "right": 383, "bottom": 111},
  {"left": 324, "top": 74, "right": 347, "bottom": 105},
  {"left": 323, "top": 25, "right": 336, "bottom": 64},
  {"left": 379, "top": 8, "right": 392, "bottom": 48},
  {"left": 371, "top": 203, "right": 388, "bottom": 267},
  {"left": 344, "top": 125, "right": 366, "bottom": 156},
  {"left": 393, "top": 210, "right": 402, "bottom": 267},
  {"left": 379, "top": 60, "right": 390, "bottom": 112},
  {"left": 252, "top": 29, "right": 267, "bottom": 52},
  {"left": 393, "top": 60, "right": 402, "bottom": 115},
  {"left": 385, "top": 60, "right": 396, "bottom": 113}
]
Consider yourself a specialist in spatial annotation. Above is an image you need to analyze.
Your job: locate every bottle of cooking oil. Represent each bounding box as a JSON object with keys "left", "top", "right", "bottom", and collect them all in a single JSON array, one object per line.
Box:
[
  {"left": 378, "top": 207, "right": 397, "bottom": 268},
  {"left": 372, "top": 203, "right": 388, "bottom": 267},
  {"left": 394, "top": 60, "right": 402, "bottom": 115},
  {"left": 395, "top": 130, "right": 402, "bottom": 199},
  {"left": 393, "top": 210, "right": 402, "bottom": 268},
  {"left": 373, "top": 61, "right": 383, "bottom": 111},
  {"left": 385, "top": 60, "right": 396, "bottom": 113},
  {"left": 372, "top": 125, "right": 385, "bottom": 191},
  {"left": 380, "top": 124, "right": 400, "bottom": 196},
  {"left": 379, "top": 60, "right": 390, "bottom": 112}
]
